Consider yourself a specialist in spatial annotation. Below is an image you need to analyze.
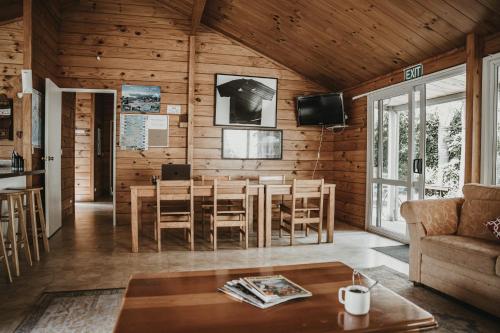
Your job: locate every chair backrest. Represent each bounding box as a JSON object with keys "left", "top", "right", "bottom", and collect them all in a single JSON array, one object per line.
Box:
[
  {"left": 200, "top": 175, "right": 231, "bottom": 185},
  {"left": 291, "top": 179, "right": 325, "bottom": 215},
  {"left": 258, "top": 175, "right": 285, "bottom": 185},
  {"left": 213, "top": 179, "right": 249, "bottom": 214},
  {"left": 156, "top": 180, "right": 194, "bottom": 212}
]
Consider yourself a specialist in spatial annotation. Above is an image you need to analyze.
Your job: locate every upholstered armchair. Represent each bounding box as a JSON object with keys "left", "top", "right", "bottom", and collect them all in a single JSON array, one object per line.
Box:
[{"left": 400, "top": 198, "right": 464, "bottom": 282}]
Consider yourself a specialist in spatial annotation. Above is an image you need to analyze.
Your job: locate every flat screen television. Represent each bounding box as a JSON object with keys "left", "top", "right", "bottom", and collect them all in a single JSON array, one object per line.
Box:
[{"left": 296, "top": 93, "right": 345, "bottom": 127}]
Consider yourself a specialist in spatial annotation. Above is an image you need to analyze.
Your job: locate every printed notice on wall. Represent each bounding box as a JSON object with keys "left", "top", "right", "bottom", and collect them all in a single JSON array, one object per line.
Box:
[
  {"left": 120, "top": 114, "right": 169, "bottom": 150},
  {"left": 120, "top": 114, "right": 147, "bottom": 150},
  {"left": 167, "top": 104, "right": 181, "bottom": 114}
]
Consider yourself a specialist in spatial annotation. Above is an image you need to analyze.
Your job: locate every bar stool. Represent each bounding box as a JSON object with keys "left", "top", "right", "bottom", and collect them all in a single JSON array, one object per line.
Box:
[
  {"left": 0, "top": 221, "right": 12, "bottom": 283},
  {"left": 0, "top": 190, "right": 32, "bottom": 276},
  {"left": 23, "top": 187, "right": 49, "bottom": 261}
]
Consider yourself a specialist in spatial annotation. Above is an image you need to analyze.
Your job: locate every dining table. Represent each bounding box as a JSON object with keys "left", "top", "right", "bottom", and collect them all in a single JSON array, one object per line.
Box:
[{"left": 129, "top": 181, "right": 335, "bottom": 252}]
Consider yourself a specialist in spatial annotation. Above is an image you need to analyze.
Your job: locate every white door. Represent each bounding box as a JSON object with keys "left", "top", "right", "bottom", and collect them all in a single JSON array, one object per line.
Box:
[{"left": 44, "top": 79, "right": 62, "bottom": 236}]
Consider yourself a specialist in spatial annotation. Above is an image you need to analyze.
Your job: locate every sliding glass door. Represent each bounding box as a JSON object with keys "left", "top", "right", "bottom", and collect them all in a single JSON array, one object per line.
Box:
[
  {"left": 368, "top": 87, "right": 424, "bottom": 241},
  {"left": 482, "top": 53, "right": 500, "bottom": 185},
  {"left": 367, "top": 66, "right": 466, "bottom": 242}
]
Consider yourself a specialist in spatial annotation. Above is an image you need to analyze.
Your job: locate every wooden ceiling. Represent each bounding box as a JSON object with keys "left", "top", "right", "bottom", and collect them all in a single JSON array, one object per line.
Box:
[{"left": 162, "top": 0, "right": 500, "bottom": 90}]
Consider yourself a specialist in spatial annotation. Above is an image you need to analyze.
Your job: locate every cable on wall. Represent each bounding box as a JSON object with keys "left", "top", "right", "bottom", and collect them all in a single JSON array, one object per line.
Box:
[{"left": 312, "top": 125, "right": 325, "bottom": 179}]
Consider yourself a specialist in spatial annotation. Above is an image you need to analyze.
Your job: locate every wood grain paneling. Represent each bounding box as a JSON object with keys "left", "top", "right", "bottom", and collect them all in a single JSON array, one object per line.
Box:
[
  {"left": 61, "top": 92, "right": 75, "bottom": 221},
  {"left": 0, "top": 20, "right": 23, "bottom": 159},
  {"left": 58, "top": 0, "right": 328, "bottom": 223},
  {"left": 74, "top": 92, "right": 94, "bottom": 202},
  {"left": 164, "top": 0, "right": 500, "bottom": 90}
]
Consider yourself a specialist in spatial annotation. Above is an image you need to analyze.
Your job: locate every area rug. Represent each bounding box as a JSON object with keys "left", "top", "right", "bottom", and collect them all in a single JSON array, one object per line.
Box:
[
  {"left": 371, "top": 244, "right": 409, "bottom": 263},
  {"left": 15, "top": 288, "right": 124, "bottom": 333},
  {"left": 361, "top": 266, "right": 499, "bottom": 332}
]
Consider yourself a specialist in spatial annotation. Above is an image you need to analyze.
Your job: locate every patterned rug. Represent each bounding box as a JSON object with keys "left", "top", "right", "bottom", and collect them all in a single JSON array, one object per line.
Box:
[
  {"left": 371, "top": 244, "right": 410, "bottom": 263},
  {"left": 361, "top": 266, "right": 500, "bottom": 332},
  {"left": 15, "top": 289, "right": 124, "bottom": 333}
]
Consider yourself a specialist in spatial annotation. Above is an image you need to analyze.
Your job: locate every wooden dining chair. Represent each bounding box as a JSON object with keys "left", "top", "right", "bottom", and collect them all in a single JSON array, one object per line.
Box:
[
  {"left": 200, "top": 175, "right": 232, "bottom": 237},
  {"left": 210, "top": 179, "right": 249, "bottom": 251},
  {"left": 279, "top": 179, "right": 324, "bottom": 245},
  {"left": 155, "top": 180, "right": 195, "bottom": 251}
]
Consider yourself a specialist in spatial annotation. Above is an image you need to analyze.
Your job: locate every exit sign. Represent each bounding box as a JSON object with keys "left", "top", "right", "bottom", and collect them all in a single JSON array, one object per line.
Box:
[{"left": 404, "top": 64, "right": 423, "bottom": 81}]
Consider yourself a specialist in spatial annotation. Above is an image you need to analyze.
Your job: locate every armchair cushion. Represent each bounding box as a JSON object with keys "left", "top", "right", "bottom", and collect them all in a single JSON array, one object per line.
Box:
[
  {"left": 400, "top": 198, "right": 463, "bottom": 236},
  {"left": 421, "top": 235, "right": 500, "bottom": 276},
  {"left": 458, "top": 184, "right": 500, "bottom": 242}
]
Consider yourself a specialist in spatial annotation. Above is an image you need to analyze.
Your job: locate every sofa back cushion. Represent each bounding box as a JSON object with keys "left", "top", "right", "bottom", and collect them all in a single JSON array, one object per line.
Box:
[{"left": 458, "top": 184, "right": 500, "bottom": 242}]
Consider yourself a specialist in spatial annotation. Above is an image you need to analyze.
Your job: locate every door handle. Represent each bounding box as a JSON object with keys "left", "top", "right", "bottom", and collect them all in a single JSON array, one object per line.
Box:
[
  {"left": 42, "top": 156, "right": 54, "bottom": 161},
  {"left": 413, "top": 158, "right": 423, "bottom": 174}
]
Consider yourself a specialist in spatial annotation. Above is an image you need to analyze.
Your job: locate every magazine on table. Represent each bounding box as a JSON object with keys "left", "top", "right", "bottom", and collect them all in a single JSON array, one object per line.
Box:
[{"left": 218, "top": 275, "right": 311, "bottom": 308}]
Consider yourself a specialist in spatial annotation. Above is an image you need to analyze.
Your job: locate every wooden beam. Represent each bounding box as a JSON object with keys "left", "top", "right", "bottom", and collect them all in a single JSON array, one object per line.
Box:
[
  {"left": 0, "top": 0, "right": 23, "bottom": 26},
  {"left": 186, "top": 35, "right": 195, "bottom": 166},
  {"left": 22, "top": 0, "right": 32, "bottom": 172},
  {"left": 190, "top": 0, "right": 206, "bottom": 35},
  {"left": 465, "top": 33, "right": 482, "bottom": 183}
]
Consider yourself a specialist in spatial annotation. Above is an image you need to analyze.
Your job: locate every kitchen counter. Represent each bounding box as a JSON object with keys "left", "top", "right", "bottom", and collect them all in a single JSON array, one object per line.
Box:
[{"left": 0, "top": 169, "right": 45, "bottom": 179}]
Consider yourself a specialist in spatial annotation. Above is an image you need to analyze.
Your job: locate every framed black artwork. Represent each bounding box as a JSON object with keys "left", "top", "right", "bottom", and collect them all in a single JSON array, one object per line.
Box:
[
  {"left": 214, "top": 74, "right": 278, "bottom": 128},
  {"left": 222, "top": 128, "right": 282, "bottom": 160}
]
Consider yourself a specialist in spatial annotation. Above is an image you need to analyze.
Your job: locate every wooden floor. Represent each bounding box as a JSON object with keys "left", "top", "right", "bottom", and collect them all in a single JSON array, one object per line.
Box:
[{"left": 0, "top": 202, "right": 407, "bottom": 332}]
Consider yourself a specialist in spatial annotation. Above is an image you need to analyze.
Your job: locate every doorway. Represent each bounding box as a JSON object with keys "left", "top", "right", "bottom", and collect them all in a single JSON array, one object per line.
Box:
[
  {"left": 366, "top": 66, "right": 466, "bottom": 242},
  {"left": 45, "top": 80, "right": 117, "bottom": 230},
  {"left": 74, "top": 93, "right": 114, "bottom": 203}
]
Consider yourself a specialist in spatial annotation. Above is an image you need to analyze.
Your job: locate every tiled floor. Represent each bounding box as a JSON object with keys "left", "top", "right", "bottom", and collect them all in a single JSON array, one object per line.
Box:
[{"left": 0, "top": 202, "right": 407, "bottom": 332}]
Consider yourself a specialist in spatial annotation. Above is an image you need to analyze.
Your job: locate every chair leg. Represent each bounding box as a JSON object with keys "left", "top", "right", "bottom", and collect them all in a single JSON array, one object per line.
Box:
[
  {"left": 244, "top": 220, "right": 248, "bottom": 250},
  {"left": 279, "top": 210, "right": 283, "bottom": 238},
  {"left": 305, "top": 224, "right": 309, "bottom": 237},
  {"left": 156, "top": 223, "right": 161, "bottom": 253},
  {"left": 35, "top": 191, "right": 49, "bottom": 252},
  {"left": 190, "top": 219, "right": 194, "bottom": 251},
  {"left": 201, "top": 208, "right": 205, "bottom": 238},
  {"left": 16, "top": 195, "right": 32, "bottom": 267},
  {"left": 7, "top": 196, "right": 19, "bottom": 276},
  {"left": 317, "top": 221, "right": 322, "bottom": 244},
  {"left": 290, "top": 222, "right": 295, "bottom": 246},
  {"left": 0, "top": 227, "right": 12, "bottom": 283},
  {"left": 28, "top": 193, "right": 40, "bottom": 262}
]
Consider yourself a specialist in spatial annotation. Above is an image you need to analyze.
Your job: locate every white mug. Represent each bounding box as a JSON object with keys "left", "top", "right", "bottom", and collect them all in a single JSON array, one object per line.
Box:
[{"left": 338, "top": 285, "right": 370, "bottom": 315}]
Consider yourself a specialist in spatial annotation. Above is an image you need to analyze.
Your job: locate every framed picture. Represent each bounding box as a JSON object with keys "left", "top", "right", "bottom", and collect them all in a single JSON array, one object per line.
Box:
[
  {"left": 222, "top": 128, "right": 282, "bottom": 160},
  {"left": 121, "top": 85, "right": 161, "bottom": 113},
  {"left": 214, "top": 74, "right": 277, "bottom": 128},
  {"left": 31, "top": 90, "right": 43, "bottom": 148}
]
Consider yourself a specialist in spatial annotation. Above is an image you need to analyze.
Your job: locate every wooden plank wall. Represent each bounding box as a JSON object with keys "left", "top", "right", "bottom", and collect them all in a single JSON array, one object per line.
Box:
[
  {"left": 74, "top": 92, "right": 94, "bottom": 202},
  {"left": 0, "top": 20, "right": 23, "bottom": 159},
  {"left": 30, "top": 0, "right": 61, "bottom": 186},
  {"left": 61, "top": 92, "right": 75, "bottom": 221},
  {"left": 57, "top": 0, "right": 329, "bottom": 223}
]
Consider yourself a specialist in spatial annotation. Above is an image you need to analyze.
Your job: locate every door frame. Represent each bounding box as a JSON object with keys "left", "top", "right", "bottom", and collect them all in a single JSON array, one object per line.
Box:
[
  {"left": 59, "top": 87, "right": 118, "bottom": 226},
  {"left": 480, "top": 52, "right": 500, "bottom": 185},
  {"left": 365, "top": 64, "right": 466, "bottom": 242}
]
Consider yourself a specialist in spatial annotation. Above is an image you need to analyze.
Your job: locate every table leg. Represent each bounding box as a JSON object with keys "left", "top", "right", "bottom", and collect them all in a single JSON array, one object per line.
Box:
[
  {"left": 327, "top": 187, "right": 335, "bottom": 243},
  {"left": 265, "top": 187, "right": 272, "bottom": 247},
  {"left": 131, "top": 188, "right": 139, "bottom": 253},
  {"left": 257, "top": 187, "right": 264, "bottom": 248}
]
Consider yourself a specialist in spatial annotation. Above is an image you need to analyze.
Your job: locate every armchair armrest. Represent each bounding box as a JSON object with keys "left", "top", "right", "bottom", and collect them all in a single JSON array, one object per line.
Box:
[
  {"left": 400, "top": 198, "right": 463, "bottom": 283},
  {"left": 400, "top": 198, "right": 464, "bottom": 236}
]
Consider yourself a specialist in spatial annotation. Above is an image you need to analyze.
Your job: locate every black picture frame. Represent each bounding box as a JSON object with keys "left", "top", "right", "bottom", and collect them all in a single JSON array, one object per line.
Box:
[
  {"left": 221, "top": 128, "right": 283, "bottom": 160},
  {"left": 214, "top": 74, "right": 278, "bottom": 128}
]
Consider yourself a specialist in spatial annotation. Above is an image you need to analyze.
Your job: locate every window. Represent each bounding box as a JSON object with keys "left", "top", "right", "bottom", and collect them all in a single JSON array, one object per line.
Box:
[{"left": 481, "top": 53, "right": 500, "bottom": 185}]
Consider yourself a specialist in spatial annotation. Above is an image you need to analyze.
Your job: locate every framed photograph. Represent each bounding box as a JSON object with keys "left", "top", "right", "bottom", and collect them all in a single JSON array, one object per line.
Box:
[
  {"left": 121, "top": 85, "right": 161, "bottom": 113},
  {"left": 222, "top": 128, "right": 282, "bottom": 160},
  {"left": 215, "top": 74, "right": 277, "bottom": 128},
  {"left": 31, "top": 90, "right": 43, "bottom": 148}
]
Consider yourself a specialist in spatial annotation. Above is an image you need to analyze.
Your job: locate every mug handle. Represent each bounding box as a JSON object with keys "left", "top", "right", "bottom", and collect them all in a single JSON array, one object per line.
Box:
[{"left": 338, "top": 287, "right": 346, "bottom": 305}]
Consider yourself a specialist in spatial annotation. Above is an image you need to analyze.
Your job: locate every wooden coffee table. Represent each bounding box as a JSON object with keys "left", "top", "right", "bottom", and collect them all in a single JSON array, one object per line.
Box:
[{"left": 114, "top": 262, "right": 437, "bottom": 333}]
